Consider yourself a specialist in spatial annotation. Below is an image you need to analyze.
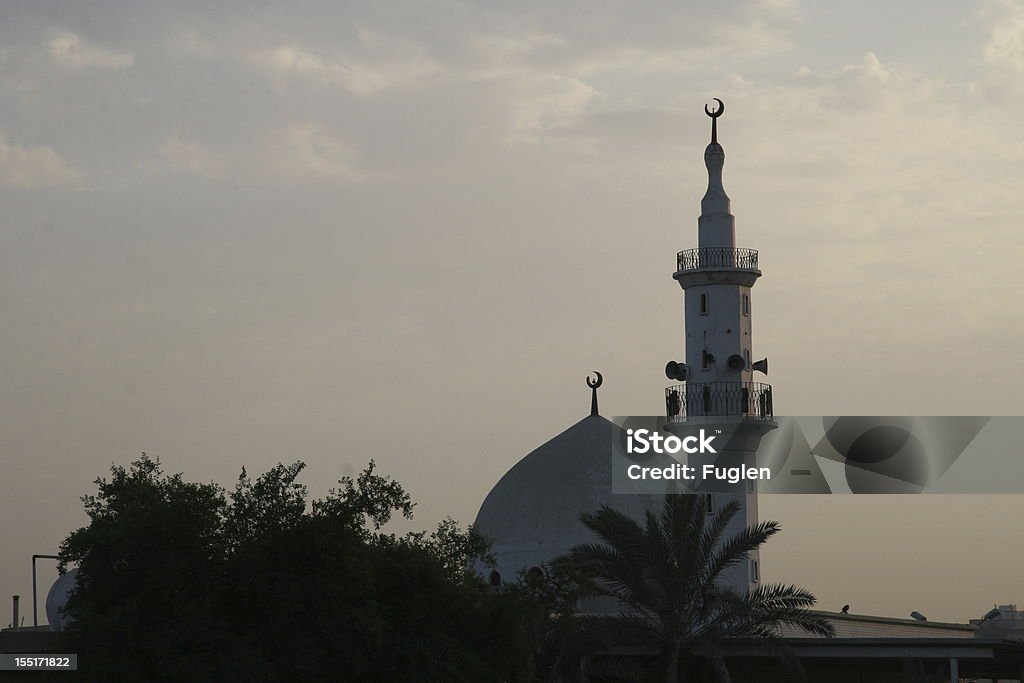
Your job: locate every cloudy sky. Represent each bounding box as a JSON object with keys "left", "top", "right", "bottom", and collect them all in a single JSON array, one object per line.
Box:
[{"left": 2, "top": 0, "right": 1024, "bottom": 624}]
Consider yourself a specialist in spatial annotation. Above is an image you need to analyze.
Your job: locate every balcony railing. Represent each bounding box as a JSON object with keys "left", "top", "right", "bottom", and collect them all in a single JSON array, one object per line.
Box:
[
  {"left": 676, "top": 247, "right": 759, "bottom": 273},
  {"left": 665, "top": 382, "right": 773, "bottom": 421}
]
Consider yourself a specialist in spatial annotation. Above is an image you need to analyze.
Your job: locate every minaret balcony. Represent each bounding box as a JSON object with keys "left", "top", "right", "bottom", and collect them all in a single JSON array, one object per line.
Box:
[
  {"left": 665, "top": 381, "right": 774, "bottom": 422},
  {"left": 676, "top": 247, "right": 759, "bottom": 272},
  {"left": 674, "top": 248, "right": 761, "bottom": 288}
]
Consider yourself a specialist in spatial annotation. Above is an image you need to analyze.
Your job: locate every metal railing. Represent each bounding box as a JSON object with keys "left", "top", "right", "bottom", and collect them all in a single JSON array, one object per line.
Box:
[
  {"left": 676, "top": 247, "right": 759, "bottom": 273},
  {"left": 665, "top": 382, "right": 773, "bottom": 421}
]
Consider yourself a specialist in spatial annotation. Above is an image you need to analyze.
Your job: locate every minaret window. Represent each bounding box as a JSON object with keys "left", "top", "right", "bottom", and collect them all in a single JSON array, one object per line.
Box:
[
  {"left": 489, "top": 570, "right": 501, "bottom": 587},
  {"left": 742, "top": 294, "right": 750, "bottom": 316},
  {"left": 699, "top": 293, "right": 709, "bottom": 315},
  {"left": 751, "top": 560, "right": 760, "bottom": 583},
  {"left": 702, "top": 350, "right": 712, "bottom": 370}
]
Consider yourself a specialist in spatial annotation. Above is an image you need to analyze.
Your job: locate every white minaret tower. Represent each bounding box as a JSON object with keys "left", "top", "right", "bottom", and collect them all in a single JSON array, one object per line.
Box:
[{"left": 664, "top": 99, "right": 776, "bottom": 592}]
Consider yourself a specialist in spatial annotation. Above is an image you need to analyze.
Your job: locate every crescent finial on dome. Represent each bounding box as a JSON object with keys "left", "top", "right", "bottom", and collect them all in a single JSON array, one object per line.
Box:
[{"left": 587, "top": 371, "right": 603, "bottom": 415}]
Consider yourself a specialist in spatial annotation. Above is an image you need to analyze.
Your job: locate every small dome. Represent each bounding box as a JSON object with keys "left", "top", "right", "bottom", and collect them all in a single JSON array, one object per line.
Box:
[
  {"left": 474, "top": 415, "right": 664, "bottom": 586},
  {"left": 45, "top": 568, "right": 77, "bottom": 632}
]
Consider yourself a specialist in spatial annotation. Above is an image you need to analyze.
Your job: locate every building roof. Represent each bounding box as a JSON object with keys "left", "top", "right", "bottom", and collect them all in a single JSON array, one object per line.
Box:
[{"left": 777, "top": 610, "right": 976, "bottom": 639}]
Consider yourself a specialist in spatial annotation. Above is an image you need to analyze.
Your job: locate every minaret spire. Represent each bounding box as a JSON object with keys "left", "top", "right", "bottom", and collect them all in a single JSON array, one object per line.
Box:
[{"left": 699, "top": 98, "right": 733, "bottom": 247}]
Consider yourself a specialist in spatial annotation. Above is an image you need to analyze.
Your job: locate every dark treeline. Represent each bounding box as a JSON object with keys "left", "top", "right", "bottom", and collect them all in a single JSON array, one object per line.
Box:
[
  {"left": 54, "top": 456, "right": 829, "bottom": 683},
  {"left": 56, "top": 456, "right": 551, "bottom": 681}
]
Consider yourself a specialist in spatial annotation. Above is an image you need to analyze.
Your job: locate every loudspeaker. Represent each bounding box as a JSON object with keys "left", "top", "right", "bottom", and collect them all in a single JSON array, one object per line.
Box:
[
  {"left": 727, "top": 354, "right": 745, "bottom": 371},
  {"left": 752, "top": 358, "right": 768, "bottom": 375},
  {"left": 665, "top": 361, "right": 688, "bottom": 381}
]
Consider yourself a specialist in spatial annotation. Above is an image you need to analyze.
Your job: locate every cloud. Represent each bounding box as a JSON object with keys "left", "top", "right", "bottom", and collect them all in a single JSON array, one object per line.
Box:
[
  {"left": 842, "top": 51, "right": 890, "bottom": 83},
  {"left": 48, "top": 30, "right": 134, "bottom": 69},
  {"left": 265, "top": 124, "right": 365, "bottom": 183},
  {"left": 506, "top": 74, "right": 603, "bottom": 133},
  {"left": 248, "top": 31, "right": 439, "bottom": 95},
  {"left": 0, "top": 133, "right": 81, "bottom": 188},
  {"left": 159, "top": 135, "right": 228, "bottom": 180},
  {"left": 980, "top": 0, "right": 1024, "bottom": 71}
]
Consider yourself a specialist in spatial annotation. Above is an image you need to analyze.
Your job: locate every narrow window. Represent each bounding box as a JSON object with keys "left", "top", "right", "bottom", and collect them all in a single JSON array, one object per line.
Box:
[
  {"left": 751, "top": 560, "right": 760, "bottom": 583},
  {"left": 702, "top": 350, "right": 712, "bottom": 370},
  {"left": 489, "top": 570, "right": 501, "bottom": 587},
  {"left": 742, "top": 294, "right": 750, "bottom": 316},
  {"left": 748, "top": 479, "right": 755, "bottom": 494},
  {"left": 744, "top": 349, "right": 751, "bottom": 368},
  {"left": 704, "top": 493, "right": 713, "bottom": 513},
  {"left": 699, "top": 293, "right": 709, "bottom": 315}
]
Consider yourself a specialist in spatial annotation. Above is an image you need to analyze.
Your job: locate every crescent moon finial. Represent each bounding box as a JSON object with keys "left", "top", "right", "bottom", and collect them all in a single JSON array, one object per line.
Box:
[
  {"left": 704, "top": 98, "right": 724, "bottom": 144},
  {"left": 586, "top": 371, "right": 603, "bottom": 416},
  {"left": 704, "top": 98, "right": 725, "bottom": 118}
]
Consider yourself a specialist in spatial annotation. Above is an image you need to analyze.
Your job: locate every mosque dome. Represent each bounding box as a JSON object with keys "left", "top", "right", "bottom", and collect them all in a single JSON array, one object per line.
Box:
[{"left": 474, "top": 409, "right": 664, "bottom": 587}]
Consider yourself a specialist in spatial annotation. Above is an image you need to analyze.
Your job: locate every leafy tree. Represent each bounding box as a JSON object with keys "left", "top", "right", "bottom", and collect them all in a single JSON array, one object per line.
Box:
[
  {"left": 554, "top": 494, "right": 835, "bottom": 683},
  {"left": 311, "top": 459, "right": 414, "bottom": 533},
  {"left": 223, "top": 461, "right": 308, "bottom": 550},
  {"left": 222, "top": 460, "right": 525, "bottom": 682},
  {"left": 58, "top": 454, "right": 252, "bottom": 680},
  {"left": 401, "top": 516, "right": 495, "bottom": 583},
  {"left": 57, "top": 455, "right": 532, "bottom": 682}
]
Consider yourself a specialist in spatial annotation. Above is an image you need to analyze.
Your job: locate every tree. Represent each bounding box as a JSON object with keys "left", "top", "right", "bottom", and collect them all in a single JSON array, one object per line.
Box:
[
  {"left": 554, "top": 494, "right": 835, "bottom": 683},
  {"left": 57, "top": 455, "right": 533, "bottom": 682},
  {"left": 57, "top": 454, "right": 245, "bottom": 681}
]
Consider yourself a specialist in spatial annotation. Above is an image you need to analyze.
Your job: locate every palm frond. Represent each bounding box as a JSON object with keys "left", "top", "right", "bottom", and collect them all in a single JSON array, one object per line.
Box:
[
  {"left": 580, "top": 506, "right": 647, "bottom": 562},
  {"left": 702, "top": 520, "right": 780, "bottom": 585},
  {"left": 555, "top": 493, "right": 829, "bottom": 682}
]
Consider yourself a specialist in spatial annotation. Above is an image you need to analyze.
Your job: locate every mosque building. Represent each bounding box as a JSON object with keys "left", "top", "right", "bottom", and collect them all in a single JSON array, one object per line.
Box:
[
  {"left": 474, "top": 98, "right": 775, "bottom": 594},
  {"left": 470, "top": 101, "right": 1024, "bottom": 680}
]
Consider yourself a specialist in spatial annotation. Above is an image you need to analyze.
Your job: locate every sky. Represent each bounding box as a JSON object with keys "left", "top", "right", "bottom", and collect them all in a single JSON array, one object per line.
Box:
[{"left": 2, "top": 0, "right": 1024, "bottom": 625}]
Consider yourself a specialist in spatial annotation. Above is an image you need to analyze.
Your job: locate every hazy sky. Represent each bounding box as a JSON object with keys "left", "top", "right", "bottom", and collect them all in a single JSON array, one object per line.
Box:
[{"left": 2, "top": 0, "right": 1024, "bottom": 625}]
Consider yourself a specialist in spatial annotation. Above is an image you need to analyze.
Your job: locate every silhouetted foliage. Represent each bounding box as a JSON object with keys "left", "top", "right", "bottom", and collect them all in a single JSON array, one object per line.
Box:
[
  {"left": 552, "top": 494, "right": 835, "bottom": 683},
  {"left": 57, "top": 455, "right": 531, "bottom": 682},
  {"left": 503, "top": 562, "right": 614, "bottom": 683}
]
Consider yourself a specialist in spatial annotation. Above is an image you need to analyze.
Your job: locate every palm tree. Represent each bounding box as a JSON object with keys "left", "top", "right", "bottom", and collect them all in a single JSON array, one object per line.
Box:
[{"left": 554, "top": 493, "right": 834, "bottom": 682}]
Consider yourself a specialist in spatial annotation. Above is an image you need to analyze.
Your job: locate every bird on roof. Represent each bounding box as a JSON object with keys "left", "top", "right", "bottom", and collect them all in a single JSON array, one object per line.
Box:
[{"left": 841, "top": 605, "right": 850, "bottom": 614}]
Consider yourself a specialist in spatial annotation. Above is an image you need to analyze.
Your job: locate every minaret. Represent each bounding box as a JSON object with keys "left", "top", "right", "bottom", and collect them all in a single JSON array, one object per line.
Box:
[{"left": 664, "top": 99, "right": 775, "bottom": 593}]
